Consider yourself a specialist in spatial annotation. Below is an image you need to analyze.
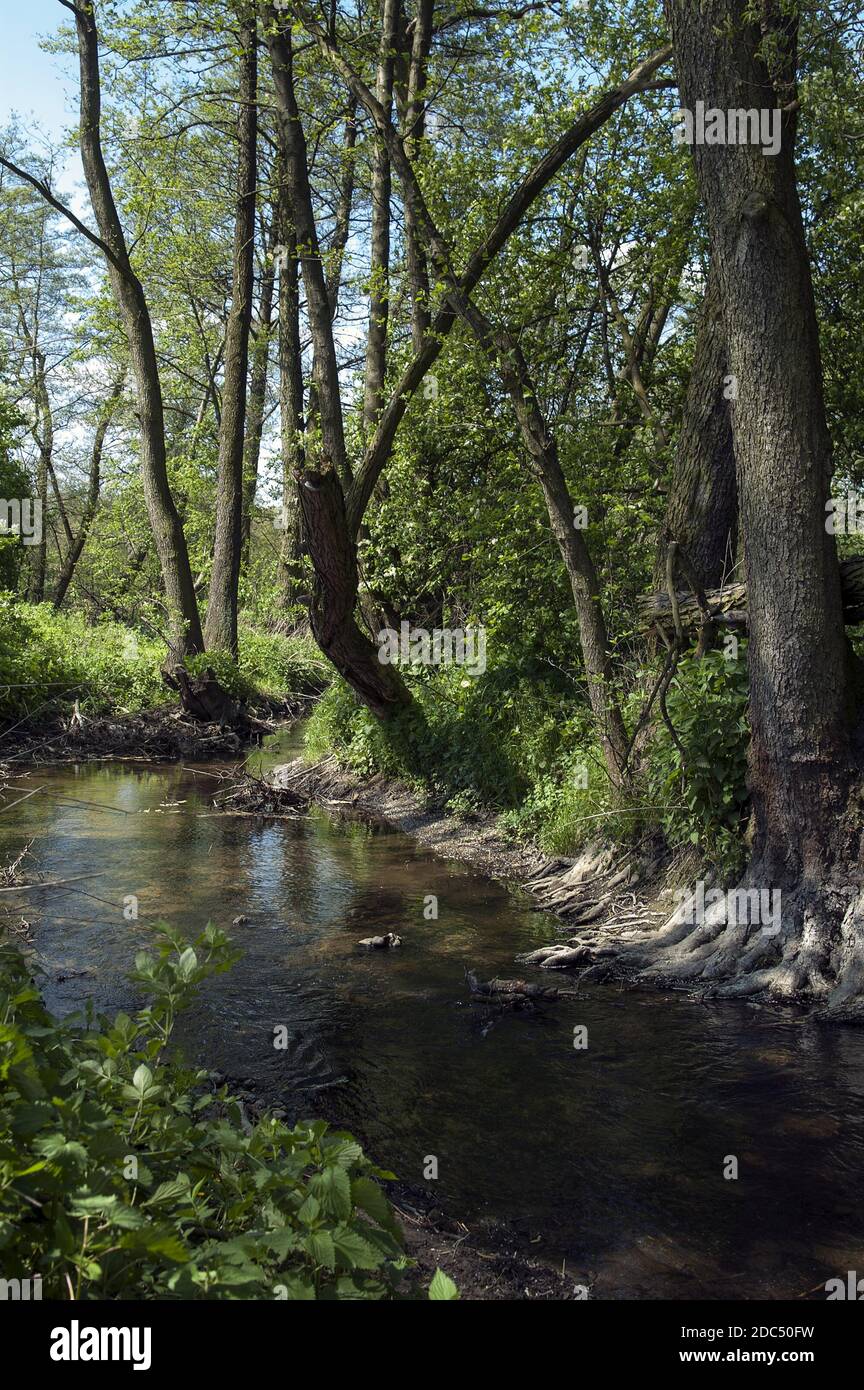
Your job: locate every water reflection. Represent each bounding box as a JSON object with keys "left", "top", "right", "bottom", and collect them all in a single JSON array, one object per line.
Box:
[{"left": 0, "top": 747, "right": 863, "bottom": 1299}]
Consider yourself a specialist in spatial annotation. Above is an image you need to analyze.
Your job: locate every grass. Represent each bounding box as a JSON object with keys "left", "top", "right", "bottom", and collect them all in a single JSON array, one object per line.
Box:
[{"left": 0, "top": 593, "right": 326, "bottom": 724}]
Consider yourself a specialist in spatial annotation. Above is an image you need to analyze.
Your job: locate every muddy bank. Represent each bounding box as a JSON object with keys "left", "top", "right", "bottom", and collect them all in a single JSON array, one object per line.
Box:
[{"left": 0, "top": 702, "right": 304, "bottom": 767}]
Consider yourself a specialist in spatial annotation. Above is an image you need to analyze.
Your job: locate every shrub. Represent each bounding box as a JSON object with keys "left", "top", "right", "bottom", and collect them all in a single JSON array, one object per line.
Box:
[
  {"left": 644, "top": 647, "right": 750, "bottom": 870},
  {"left": 0, "top": 923, "right": 445, "bottom": 1300}
]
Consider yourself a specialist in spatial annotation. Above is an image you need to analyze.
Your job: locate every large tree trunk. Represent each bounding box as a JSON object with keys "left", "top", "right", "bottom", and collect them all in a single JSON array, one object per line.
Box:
[
  {"left": 241, "top": 220, "right": 277, "bottom": 567},
  {"left": 72, "top": 1, "right": 203, "bottom": 660},
  {"left": 264, "top": 10, "right": 352, "bottom": 491},
  {"left": 363, "top": 0, "right": 399, "bottom": 436},
  {"left": 667, "top": 0, "right": 852, "bottom": 878},
  {"left": 297, "top": 465, "right": 412, "bottom": 718},
  {"left": 584, "top": 1, "right": 864, "bottom": 1016},
  {"left": 205, "top": 14, "right": 258, "bottom": 656},
  {"left": 654, "top": 263, "right": 737, "bottom": 591},
  {"left": 275, "top": 164, "right": 306, "bottom": 606},
  {"left": 396, "top": 0, "right": 434, "bottom": 353},
  {"left": 28, "top": 345, "right": 51, "bottom": 603}
]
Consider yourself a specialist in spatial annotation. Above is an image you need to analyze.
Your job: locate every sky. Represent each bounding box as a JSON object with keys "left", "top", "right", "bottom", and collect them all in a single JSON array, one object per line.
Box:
[{"left": 0, "top": 0, "right": 78, "bottom": 142}]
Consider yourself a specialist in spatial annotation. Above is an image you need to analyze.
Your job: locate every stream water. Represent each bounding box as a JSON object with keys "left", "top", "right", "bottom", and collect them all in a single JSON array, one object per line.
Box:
[{"left": 1, "top": 730, "right": 863, "bottom": 1299}]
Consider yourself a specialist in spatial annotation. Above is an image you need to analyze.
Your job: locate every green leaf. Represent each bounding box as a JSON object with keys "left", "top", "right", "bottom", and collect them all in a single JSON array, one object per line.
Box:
[
  {"left": 331, "top": 1226, "right": 385, "bottom": 1270},
  {"left": 428, "top": 1268, "right": 459, "bottom": 1300},
  {"left": 350, "top": 1176, "right": 391, "bottom": 1227},
  {"left": 305, "top": 1230, "right": 336, "bottom": 1270}
]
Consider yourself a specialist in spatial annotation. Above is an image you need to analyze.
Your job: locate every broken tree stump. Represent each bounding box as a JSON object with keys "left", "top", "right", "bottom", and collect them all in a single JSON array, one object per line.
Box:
[{"left": 163, "top": 666, "right": 240, "bottom": 725}]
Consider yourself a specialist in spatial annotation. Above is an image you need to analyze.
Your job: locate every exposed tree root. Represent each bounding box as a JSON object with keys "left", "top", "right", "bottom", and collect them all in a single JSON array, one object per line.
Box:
[{"left": 573, "top": 875, "right": 864, "bottom": 1022}]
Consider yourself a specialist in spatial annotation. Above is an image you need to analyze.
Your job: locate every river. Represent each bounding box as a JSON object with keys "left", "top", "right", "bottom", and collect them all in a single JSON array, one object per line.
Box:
[{"left": 1, "top": 730, "right": 862, "bottom": 1299}]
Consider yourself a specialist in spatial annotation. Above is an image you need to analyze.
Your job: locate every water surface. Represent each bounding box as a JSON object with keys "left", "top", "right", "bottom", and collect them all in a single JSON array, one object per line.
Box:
[{"left": 1, "top": 737, "right": 862, "bottom": 1299}]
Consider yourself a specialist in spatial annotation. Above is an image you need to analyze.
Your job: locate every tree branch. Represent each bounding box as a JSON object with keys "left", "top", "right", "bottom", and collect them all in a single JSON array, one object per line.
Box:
[{"left": 0, "top": 155, "right": 128, "bottom": 278}]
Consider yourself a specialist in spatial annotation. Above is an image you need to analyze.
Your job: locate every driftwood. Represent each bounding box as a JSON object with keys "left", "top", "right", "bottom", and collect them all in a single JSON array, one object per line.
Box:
[{"left": 638, "top": 555, "right": 864, "bottom": 637}]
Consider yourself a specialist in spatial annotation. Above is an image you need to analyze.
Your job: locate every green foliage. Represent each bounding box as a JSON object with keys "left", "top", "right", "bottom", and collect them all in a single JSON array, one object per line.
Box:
[
  {"left": 0, "top": 599, "right": 326, "bottom": 723},
  {"left": 0, "top": 923, "right": 445, "bottom": 1300},
  {"left": 306, "top": 653, "right": 583, "bottom": 810},
  {"left": 308, "top": 644, "right": 752, "bottom": 872},
  {"left": 0, "top": 597, "right": 166, "bottom": 719},
  {"left": 645, "top": 648, "right": 750, "bottom": 871}
]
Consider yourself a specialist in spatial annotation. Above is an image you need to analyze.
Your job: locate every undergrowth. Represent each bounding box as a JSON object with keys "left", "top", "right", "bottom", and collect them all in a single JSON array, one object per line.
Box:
[
  {"left": 305, "top": 646, "right": 751, "bottom": 875},
  {"left": 0, "top": 596, "right": 325, "bottom": 724}
]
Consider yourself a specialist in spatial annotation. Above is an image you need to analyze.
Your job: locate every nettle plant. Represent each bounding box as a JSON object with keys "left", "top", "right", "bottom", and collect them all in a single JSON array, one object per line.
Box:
[
  {"left": 646, "top": 647, "right": 750, "bottom": 868},
  {"left": 0, "top": 924, "right": 457, "bottom": 1300}
]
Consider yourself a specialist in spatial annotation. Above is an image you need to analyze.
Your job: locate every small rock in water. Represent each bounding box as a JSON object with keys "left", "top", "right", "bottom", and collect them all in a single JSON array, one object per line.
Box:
[
  {"left": 232, "top": 914, "right": 249, "bottom": 927},
  {"left": 358, "top": 931, "right": 402, "bottom": 949}
]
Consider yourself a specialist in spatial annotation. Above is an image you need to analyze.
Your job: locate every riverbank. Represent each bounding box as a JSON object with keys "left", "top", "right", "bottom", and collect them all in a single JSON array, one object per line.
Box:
[{"left": 0, "top": 702, "right": 308, "bottom": 767}]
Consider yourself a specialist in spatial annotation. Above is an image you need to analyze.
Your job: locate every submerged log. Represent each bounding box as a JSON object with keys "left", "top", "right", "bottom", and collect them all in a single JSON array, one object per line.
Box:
[
  {"left": 466, "top": 970, "right": 559, "bottom": 1000},
  {"left": 638, "top": 555, "right": 864, "bottom": 637}
]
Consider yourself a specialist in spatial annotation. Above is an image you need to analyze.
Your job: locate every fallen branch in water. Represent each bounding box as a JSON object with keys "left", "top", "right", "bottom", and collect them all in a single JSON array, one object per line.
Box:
[
  {"left": 466, "top": 970, "right": 560, "bottom": 1001},
  {"left": 0, "top": 872, "right": 106, "bottom": 895}
]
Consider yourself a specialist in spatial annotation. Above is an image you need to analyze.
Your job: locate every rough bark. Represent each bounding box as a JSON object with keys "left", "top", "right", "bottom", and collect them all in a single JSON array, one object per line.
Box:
[
  {"left": 327, "top": 101, "right": 358, "bottom": 318},
  {"left": 667, "top": 0, "right": 852, "bottom": 877},
  {"left": 276, "top": 165, "right": 306, "bottom": 604},
  {"left": 654, "top": 263, "right": 738, "bottom": 591},
  {"left": 397, "top": 0, "right": 434, "bottom": 352},
  {"left": 28, "top": 345, "right": 51, "bottom": 602},
  {"left": 579, "top": 1, "right": 864, "bottom": 1017},
  {"left": 297, "top": 464, "right": 412, "bottom": 718},
  {"left": 264, "top": 8, "right": 352, "bottom": 490},
  {"left": 241, "top": 219, "right": 277, "bottom": 564},
  {"left": 205, "top": 13, "right": 258, "bottom": 656},
  {"left": 71, "top": 0, "right": 204, "bottom": 659},
  {"left": 363, "top": 0, "right": 399, "bottom": 435}
]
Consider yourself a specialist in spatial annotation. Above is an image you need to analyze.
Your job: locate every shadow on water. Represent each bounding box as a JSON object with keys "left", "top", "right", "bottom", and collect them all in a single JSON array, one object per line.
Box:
[{"left": 1, "top": 734, "right": 863, "bottom": 1299}]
